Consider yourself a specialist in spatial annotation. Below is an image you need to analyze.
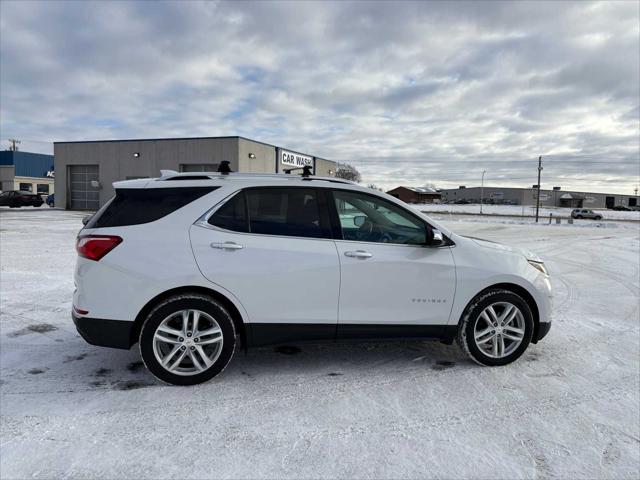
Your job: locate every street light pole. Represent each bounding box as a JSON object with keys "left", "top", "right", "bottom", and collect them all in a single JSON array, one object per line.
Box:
[
  {"left": 480, "top": 170, "right": 486, "bottom": 214},
  {"left": 535, "top": 156, "right": 543, "bottom": 223}
]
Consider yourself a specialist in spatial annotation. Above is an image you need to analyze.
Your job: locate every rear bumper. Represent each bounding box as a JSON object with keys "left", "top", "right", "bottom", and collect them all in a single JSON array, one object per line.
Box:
[{"left": 73, "top": 313, "right": 134, "bottom": 349}]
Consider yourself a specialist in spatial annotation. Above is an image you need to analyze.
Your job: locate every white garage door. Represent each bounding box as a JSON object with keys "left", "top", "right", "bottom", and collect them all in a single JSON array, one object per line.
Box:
[{"left": 69, "top": 165, "right": 100, "bottom": 210}]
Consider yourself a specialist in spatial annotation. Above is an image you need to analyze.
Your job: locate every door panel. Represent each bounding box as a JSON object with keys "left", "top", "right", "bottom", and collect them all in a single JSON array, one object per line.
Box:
[
  {"left": 329, "top": 189, "right": 456, "bottom": 329},
  {"left": 335, "top": 241, "right": 456, "bottom": 326},
  {"left": 189, "top": 187, "right": 340, "bottom": 334},
  {"left": 190, "top": 225, "right": 340, "bottom": 326}
]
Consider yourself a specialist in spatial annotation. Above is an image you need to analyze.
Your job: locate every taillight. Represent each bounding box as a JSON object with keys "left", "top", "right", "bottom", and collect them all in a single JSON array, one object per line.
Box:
[{"left": 76, "top": 235, "right": 122, "bottom": 261}]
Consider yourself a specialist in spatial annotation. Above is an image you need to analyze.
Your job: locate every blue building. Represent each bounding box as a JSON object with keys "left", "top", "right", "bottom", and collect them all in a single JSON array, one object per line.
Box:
[{"left": 0, "top": 151, "right": 55, "bottom": 195}]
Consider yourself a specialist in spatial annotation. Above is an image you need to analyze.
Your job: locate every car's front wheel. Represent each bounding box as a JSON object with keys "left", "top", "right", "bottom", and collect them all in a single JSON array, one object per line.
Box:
[
  {"left": 139, "top": 294, "right": 236, "bottom": 385},
  {"left": 458, "top": 289, "right": 534, "bottom": 366}
]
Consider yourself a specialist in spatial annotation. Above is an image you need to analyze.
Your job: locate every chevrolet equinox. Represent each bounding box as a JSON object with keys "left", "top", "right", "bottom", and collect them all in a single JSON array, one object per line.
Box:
[{"left": 73, "top": 171, "right": 552, "bottom": 385}]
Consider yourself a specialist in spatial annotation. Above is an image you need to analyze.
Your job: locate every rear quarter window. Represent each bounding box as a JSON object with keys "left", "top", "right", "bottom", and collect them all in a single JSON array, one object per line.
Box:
[{"left": 86, "top": 187, "right": 218, "bottom": 228}]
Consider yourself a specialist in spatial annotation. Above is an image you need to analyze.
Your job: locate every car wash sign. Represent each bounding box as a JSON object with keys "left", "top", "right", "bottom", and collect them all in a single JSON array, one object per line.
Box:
[{"left": 280, "top": 149, "right": 313, "bottom": 169}]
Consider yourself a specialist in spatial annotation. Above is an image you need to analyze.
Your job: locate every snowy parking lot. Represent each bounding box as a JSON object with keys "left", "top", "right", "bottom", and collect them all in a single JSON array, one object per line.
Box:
[{"left": 1, "top": 208, "right": 639, "bottom": 479}]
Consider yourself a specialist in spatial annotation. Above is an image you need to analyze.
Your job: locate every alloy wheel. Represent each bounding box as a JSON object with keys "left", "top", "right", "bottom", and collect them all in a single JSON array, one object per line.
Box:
[
  {"left": 473, "top": 302, "right": 525, "bottom": 359},
  {"left": 152, "top": 309, "right": 224, "bottom": 376}
]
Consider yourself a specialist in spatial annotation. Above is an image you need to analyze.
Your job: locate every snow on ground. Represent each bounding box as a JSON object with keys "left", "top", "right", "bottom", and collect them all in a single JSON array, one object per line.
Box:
[
  {"left": 1, "top": 208, "right": 639, "bottom": 479},
  {"left": 415, "top": 202, "right": 640, "bottom": 221}
]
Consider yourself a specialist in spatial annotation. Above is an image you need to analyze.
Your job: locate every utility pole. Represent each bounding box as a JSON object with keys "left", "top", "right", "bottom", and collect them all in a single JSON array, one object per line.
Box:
[
  {"left": 8, "top": 138, "right": 21, "bottom": 151},
  {"left": 535, "top": 156, "right": 543, "bottom": 223},
  {"left": 480, "top": 170, "right": 486, "bottom": 214}
]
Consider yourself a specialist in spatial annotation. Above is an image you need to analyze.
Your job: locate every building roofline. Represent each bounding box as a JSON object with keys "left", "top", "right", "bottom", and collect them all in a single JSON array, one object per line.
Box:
[
  {"left": 55, "top": 135, "right": 249, "bottom": 145},
  {"left": 0, "top": 150, "right": 53, "bottom": 157},
  {"left": 441, "top": 185, "right": 639, "bottom": 198}
]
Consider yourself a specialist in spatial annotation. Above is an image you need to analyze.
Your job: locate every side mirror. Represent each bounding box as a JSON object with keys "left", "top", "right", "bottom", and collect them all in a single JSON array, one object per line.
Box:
[
  {"left": 82, "top": 215, "right": 93, "bottom": 226},
  {"left": 427, "top": 228, "right": 444, "bottom": 246},
  {"left": 353, "top": 215, "right": 366, "bottom": 227}
]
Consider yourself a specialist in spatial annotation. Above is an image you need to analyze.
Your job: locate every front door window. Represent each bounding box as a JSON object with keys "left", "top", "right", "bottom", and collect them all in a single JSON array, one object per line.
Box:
[{"left": 333, "top": 190, "right": 427, "bottom": 245}]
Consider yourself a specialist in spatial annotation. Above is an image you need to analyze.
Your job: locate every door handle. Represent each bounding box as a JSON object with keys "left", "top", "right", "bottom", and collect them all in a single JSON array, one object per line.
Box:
[
  {"left": 210, "top": 241, "right": 244, "bottom": 250},
  {"left": 344, "top": 250, "right": 373, "bottom": 259}
]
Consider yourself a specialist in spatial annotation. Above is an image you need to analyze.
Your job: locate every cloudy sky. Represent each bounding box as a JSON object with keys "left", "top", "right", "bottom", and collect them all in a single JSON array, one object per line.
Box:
[{"left": 1, "top": 0, "right": 638, "bottom": 193}]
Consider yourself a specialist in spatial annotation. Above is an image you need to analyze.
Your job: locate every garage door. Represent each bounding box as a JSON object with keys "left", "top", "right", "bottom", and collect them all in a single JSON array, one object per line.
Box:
[{"left": 69, "top": 165, "right": 100, "bottom": 210}]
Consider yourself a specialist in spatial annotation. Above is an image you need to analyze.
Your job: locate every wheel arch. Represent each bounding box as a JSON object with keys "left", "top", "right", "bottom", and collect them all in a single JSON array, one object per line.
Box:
[
  {"left": 129, "top": 286, "right": 248, "bottom": 349},
  {"left": 458, "top": 282, "right": 541, "bottom": 343}
]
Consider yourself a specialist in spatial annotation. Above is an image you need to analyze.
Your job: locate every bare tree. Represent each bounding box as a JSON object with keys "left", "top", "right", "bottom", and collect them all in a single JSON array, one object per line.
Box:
[{"left": 335, "top": 164, "right": 361, "bottom": 183}]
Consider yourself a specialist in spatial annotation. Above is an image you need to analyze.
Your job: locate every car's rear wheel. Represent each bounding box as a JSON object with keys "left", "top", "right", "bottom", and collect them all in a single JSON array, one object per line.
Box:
[
  {"left": 139, "top": 294, "right": 236, "bottom": 385},
  {"left": 458, "top": 289, "right": 533, "bottom": 366}
]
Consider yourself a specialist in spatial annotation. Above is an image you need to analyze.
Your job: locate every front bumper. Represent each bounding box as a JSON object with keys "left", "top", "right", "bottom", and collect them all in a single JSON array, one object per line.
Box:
[{"left": 73, "top": 313, "right": 134, "bottom": 350}]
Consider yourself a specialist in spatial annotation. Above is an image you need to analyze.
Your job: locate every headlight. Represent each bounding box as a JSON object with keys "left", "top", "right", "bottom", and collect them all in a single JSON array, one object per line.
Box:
[{"left": 528, "top": 260, "right": 548, "bottom": 276}]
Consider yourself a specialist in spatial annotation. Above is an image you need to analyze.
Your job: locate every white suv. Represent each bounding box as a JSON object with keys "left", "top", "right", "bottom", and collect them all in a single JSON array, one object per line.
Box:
[{"left": 73, "top": 171, "right": 552, "bottom": 385}]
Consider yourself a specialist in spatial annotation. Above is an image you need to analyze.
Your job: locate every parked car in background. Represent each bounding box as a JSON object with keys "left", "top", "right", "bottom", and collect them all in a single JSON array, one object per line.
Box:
[
  {"left": 571, "top": 208, "right": 602, "bottom": 220},
  {"left": 72, "top": 171, "right": 552, "bottom": 386},
  {"left": 611, "top": 205, "right": 631, "bottom": 211},
  {"left": 0, "top": 190, "right": 44, "bottom": 208},
  {"left": 46, "top": 193, "right": 55, "bottom": 207}
]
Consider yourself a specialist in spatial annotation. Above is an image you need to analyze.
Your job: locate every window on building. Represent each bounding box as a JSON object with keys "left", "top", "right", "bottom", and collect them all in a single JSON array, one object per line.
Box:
[
  {"left": 19, "top": 183, "right": 33, "bottom": 192},
  {"left": 37, "top": 184, "right": 50, "bottom": 195},
  {"left": 179, "top": 164, "right": 219, "bottom": 173}
]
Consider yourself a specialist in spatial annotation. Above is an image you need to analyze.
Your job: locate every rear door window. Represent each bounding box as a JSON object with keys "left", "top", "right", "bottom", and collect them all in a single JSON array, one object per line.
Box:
[
  {"left": 246, "top": 188, "right": 329, "bottom": 239},
  {"left": 86, "top": 187, "right": 218, "bottom": 228},
  {"left": 208, "top": 188, "right": 330, "bottom": 239}
]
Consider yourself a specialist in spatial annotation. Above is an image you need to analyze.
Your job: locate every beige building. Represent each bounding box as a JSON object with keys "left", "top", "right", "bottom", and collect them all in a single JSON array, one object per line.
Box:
[{"left": 54, "top": 136, "right": 337, "bottom": 210}]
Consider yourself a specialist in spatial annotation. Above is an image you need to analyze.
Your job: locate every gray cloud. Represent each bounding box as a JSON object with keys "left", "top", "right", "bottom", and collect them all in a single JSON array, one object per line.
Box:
[{"left": 1, "top": 0, "right": 638, "bottom": 193}]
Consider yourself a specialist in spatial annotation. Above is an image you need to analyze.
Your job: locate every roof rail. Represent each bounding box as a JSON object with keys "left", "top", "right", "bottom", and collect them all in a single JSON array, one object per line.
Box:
[{"left": 155, "top": 171, "right": 354, "bottom": 185}]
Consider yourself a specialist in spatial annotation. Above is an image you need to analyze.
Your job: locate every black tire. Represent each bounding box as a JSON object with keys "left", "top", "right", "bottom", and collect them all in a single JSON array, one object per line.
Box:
[
  {"left": 576, "top": 215, "right": 583, "bottom": 219},
  {"left": 457, "top": 289, "right": 534, "bottom": 366},
  {"left": 139, "top": 294, "right": 236, "bottom": 386}
]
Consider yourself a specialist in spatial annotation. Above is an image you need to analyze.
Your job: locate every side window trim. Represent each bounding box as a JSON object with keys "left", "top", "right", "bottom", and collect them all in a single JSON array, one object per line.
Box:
[{"left": 325, "top": 188, "right": 345, "bottom": 240}]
